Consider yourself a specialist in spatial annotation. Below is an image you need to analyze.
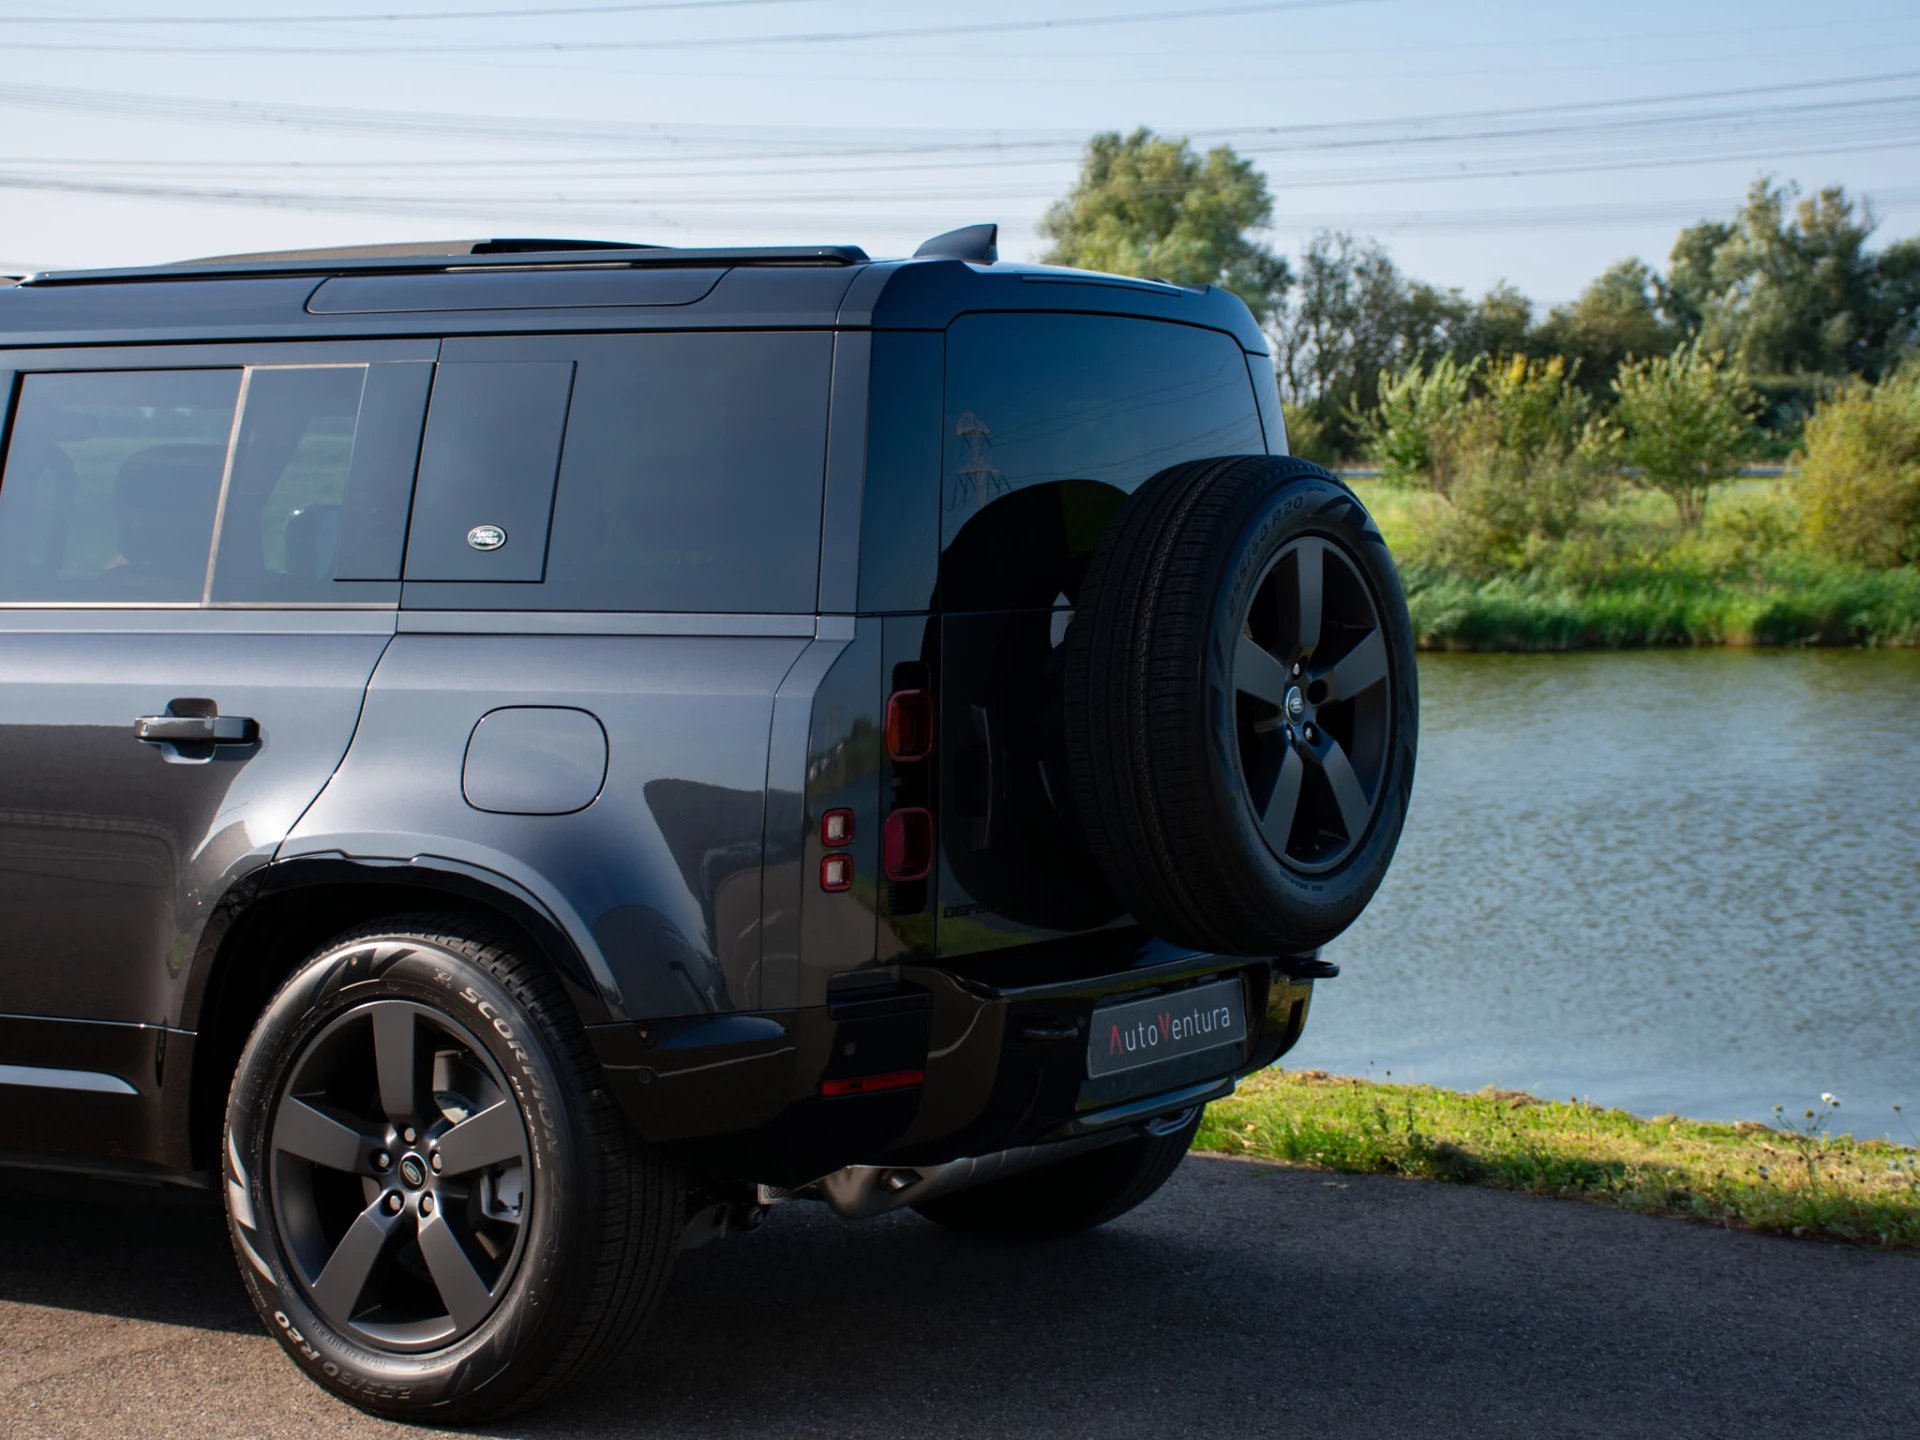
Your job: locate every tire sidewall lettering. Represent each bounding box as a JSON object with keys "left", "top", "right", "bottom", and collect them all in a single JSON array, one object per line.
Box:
[{"left": 227, "top": 933, "right": 578, "bottom": 1413}]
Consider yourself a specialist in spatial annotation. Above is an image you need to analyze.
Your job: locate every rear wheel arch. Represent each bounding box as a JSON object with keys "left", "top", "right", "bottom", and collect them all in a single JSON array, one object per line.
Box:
[{"left": 187, "top": 862, "right": 612, "bottom": 1175}]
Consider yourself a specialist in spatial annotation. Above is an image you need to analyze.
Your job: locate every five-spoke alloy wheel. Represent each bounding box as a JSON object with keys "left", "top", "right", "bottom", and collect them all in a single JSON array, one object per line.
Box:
[
  {"left": 223, "top": 918, "right": 684, "bottom": 1425},
  {"left": 269, "top": 999, "right": 532, "bottom": 1350},
  {"left": 1233, "top": 534, "right": 1394, "bottom": 872}
]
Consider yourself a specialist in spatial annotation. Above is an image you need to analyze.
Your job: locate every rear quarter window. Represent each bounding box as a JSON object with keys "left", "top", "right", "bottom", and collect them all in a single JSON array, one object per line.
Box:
[
  {"left": 939, "top": 313, "right": 1264, "bottom": 612},
  {"left": 402, "top": 330, "right": 834, "bottom": 614}
]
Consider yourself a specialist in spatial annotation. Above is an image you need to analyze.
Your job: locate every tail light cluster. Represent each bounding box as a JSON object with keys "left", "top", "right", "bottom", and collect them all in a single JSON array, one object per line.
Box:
[
  {"left": 881, "top": 678, "right": 935, "bottom": 883},
  {"left": 818, "top": 822, "right": 854, "bottom": 892},
  {"left": 817, "top": 671, "right": 937, "bottom": 893}
]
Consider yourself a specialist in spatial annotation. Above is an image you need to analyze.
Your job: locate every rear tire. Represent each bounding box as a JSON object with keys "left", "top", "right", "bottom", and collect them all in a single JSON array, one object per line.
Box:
[
  {"left": 222, "top": 915, "right": 683, "bottom": 1425},
  {"left": 911, "top": 1108, "right": 1202, "bottom": 1235}
]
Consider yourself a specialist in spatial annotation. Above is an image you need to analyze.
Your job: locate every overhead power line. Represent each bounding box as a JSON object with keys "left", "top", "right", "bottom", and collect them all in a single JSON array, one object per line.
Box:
[
  {"left": 12, "top": 170, "right": 1918, "bottom": 244},
  {"left": 757, "top": 11, "right": 1920, "bottom": 62},
  {"left": 2, "top": 69, "right": 1917, "bottom": 162},
  {"left": 0, "top": 0, "right": 1383, "bottom": 53},
  {"left": 6, "top": 134, "right": 1915, "bottom": 217},
  {"left": 7, "top": 92, "right": 1911, "bottom": 187}
]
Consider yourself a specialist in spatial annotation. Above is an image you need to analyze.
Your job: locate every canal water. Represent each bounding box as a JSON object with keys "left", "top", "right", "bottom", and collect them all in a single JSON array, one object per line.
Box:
[{"left": 1300, "top": 648, "right": 1920, "bottom": 1139}]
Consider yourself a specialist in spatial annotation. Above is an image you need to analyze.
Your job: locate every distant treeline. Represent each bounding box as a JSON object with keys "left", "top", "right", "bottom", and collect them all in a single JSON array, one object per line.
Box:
[
  {"left": 1041, "top": 132, "right": 1920, "bottom": 647},
  {"left": 1040, "top": 129, "right": 1920, "bottom": 456}
]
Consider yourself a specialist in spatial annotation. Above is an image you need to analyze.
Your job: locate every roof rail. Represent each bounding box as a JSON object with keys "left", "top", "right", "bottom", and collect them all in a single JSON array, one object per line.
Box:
[
  {"left": 184, "top": 238, "right": 656, "bottom": 264},
  {"left": 19, "top": 240, "right": 873, "bottom": 287}
]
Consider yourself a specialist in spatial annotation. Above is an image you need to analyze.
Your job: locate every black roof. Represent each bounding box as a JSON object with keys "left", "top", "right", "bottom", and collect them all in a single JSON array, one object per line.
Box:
[
  {"left": 0, "top": 230, "right": 1269, "bottom": 353},
  {"left": 21, "top": 239, "right": 871, "bottom": 286}
]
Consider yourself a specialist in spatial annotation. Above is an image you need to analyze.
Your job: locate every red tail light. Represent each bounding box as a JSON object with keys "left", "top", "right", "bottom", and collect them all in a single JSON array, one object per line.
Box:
[
  {"left": 885, "top": 689, "right": 935, "bottom": 762},
  {"left": 820, "top": 808, "right": 853, "bottom": 846},
  {"left": 819, "top": 853, "right": 853, "bottom": 892},
  {"left": 882, "top": 806, "right": 934, "bottom": 882},
  {"left": 820, "top": 1069, "right": 925, "bottom": 1097}
]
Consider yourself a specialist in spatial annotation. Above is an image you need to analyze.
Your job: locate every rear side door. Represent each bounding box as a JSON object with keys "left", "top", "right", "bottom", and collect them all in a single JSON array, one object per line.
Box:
[{"left": 0, "top": 345, "right": 430, "bottom": 1131}]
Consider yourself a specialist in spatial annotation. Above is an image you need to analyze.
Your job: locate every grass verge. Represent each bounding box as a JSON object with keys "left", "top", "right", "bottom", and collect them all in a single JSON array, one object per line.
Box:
[
  {"left": 1195, "top": 1070, "right": 1920, "bottom": 1250},
  {"left": 1399, "top": 561, "right": 1920, "bottom": 650}
]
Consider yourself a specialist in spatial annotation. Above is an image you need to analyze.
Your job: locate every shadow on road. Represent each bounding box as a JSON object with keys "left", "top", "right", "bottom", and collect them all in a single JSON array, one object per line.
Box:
[{"left": 2, "top": 1157, "right": 1915, "bottom": 1439}]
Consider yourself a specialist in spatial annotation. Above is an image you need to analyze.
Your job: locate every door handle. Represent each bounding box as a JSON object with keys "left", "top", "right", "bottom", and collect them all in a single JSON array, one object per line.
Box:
[{"left": 134, "top": 713, "right": 258, "bottom": 745}]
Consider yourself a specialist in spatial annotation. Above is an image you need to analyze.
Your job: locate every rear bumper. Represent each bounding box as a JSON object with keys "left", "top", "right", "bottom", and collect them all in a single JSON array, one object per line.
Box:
[{"left": 588, "top": 937, "right": 1319, "bottom": 1186}]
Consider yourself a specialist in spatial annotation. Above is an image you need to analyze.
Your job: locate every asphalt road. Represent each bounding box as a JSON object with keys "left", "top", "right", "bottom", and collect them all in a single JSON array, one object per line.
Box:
[{"left": 2, "top": 1157, "right": 1915, "bottom": 1440}]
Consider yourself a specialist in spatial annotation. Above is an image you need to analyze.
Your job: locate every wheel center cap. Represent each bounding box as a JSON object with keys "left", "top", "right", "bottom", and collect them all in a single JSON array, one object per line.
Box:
[
  {"left": 398, "top": 1153, "right": 428, "bottom": 1188},
  {"left": 1284, "top": 686, "right": 1306, "bottom": 721}
]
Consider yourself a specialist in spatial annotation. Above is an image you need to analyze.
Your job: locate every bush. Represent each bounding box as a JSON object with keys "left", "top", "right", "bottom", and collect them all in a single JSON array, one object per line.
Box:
[
  {"left": 1797, "top": 367, "right": 1920, "bottom": 568},
  {"left": 1455, "top": 355, "right": 1616, "bottom": 548},
  {"left": 1612, "top": 343, "right": 1760, "bottom": 529},
  {"left": 1387, "top": 355, "right": 1616, "bottom": 573},
  {"left": 1280, "top": 400, "right": 1340, "bottom": 467},
  {"left": 1354, "top": 353, "right": 1478, "bottom": 493},
  {"left": 1470, "top": 353, "right": 1595, "bottom": 470}
]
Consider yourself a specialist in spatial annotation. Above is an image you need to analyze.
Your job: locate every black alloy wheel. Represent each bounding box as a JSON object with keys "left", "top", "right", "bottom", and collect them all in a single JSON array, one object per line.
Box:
[
  {"left": 225, "top": 918, "right": 686, "bottom": 1424},
  {"left": 269, "top": 999, "right": 532, "bottom": 1351},
  {"left": 1232, "top": 533, "right": 1393, "bottom": 873}
]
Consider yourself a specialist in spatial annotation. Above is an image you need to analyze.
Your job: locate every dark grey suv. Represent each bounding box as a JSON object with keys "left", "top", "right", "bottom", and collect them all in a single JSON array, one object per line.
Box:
[{"left": 0, "top": 226, "right": 1417, "bottom": 1423}]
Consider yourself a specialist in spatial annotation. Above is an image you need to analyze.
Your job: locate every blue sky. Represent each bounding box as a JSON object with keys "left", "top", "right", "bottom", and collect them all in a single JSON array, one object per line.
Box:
[{"left": 4, "top": 0, "right": 1918, "bottom": 305}]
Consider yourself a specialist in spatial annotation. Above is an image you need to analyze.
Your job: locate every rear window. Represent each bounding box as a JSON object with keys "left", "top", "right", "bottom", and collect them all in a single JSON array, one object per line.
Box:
[{"left": 939, "top": 313, "right": 1264, "bottom": 611}]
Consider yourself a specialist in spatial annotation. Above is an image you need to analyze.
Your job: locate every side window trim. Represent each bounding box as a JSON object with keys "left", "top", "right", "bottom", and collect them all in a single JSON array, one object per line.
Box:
[
  {"left": 205, "top": 358, "right": 431, "bottom": 606},
  {"left": 198, "top": 366, "right": 255, "bottom": 605}
]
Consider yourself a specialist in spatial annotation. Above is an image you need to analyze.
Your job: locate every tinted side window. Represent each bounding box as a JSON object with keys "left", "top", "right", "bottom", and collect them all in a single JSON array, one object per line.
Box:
[
  {"left": 856, "top": 331, "right": 943, "bottom": 614},
  {"left": 212, "top": 366, "right": 354, "bottom": 602},
  {"left": 939, "top": 314, "right": 1264, "bottom": 611},
  {"left": 400, "top": 331, "right": 834, "bottom": 614},
  {"left": 0, "top": 369, "right": 238, "bottom": 603},
  {"left": 208, "top": 363, "right": 427, "bottom": 604},
  {"left": 541, "top": 331, "right": 831, "bottom": 613}
]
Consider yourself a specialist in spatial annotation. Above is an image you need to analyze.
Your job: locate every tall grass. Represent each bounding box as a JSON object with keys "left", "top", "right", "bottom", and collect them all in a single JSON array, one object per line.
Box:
[
  {"left": 1356, "top": 478, "right": 1920, "bottom": 651},
  {"left": 1401, "top": 560, "right": 1920, "bottom": 651}
]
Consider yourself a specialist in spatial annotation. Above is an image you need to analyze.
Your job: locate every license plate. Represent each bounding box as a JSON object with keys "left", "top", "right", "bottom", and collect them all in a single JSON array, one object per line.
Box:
[{"left": 1087, "top": 978, "right": 1247, "bottom": 1079}]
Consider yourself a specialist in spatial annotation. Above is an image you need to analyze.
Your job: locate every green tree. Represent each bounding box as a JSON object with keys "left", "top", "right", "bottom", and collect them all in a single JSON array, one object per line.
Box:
[
  {"left": 1039, "top": 129, "right": 1291, "bottom": 326},
  {"left": 1537, "top": 259, "right": 1676, "bottom": 393},
  {"left": 1660, "top": 179, "right": 1918, "bottom": 382},
  {"left": 1611, "top": 342, "right": 1760, "bottom": 528},
  {"left": 1274, "top": 231, "right": 1471, "bottom": 446},
  {"left": 1451, "top": 281, "right": 1537, "bottom": 364},
  {"left": 1660, "top": 218, "right": 1733, "bottom": 336}
]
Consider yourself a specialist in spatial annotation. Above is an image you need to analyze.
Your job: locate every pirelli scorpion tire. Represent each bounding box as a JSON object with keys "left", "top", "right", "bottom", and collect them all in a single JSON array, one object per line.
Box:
[
  {"left": 1065, "top": 456, "right": 1418, "bottom": 957},
  {"left": 223, "top": 916, "right": 684, "bottom": 1425}
]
